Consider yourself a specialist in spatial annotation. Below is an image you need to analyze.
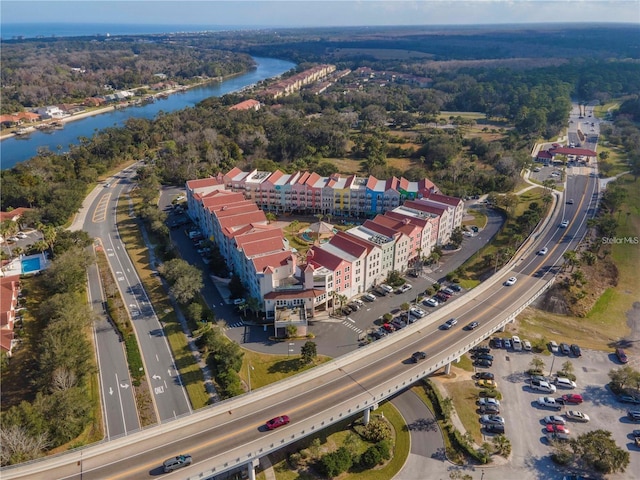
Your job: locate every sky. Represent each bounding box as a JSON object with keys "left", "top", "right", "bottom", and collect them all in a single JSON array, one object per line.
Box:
[{"left": 2, "top": 0, "right": 639, "bottom": 27}]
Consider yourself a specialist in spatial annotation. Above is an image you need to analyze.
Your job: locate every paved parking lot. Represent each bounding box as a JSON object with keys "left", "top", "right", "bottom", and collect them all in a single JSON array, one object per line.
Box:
[{"left": 476, "top": 341, "right": 640, "bottom": 479}]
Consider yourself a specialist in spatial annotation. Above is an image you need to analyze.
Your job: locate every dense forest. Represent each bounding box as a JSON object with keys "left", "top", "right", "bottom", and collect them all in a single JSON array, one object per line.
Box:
[
  {"left": 2, "top": 24, "right": 640, "bottom": 228},
  {"left": 0, "top": 37, "right": 255, "bottom": 113}
]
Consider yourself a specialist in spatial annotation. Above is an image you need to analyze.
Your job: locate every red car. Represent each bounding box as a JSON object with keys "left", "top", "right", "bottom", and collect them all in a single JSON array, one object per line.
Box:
[
  {"left": 266, "top": 415, "right": 290, "bottom": 430},
  {"left": 561, "top": 394, "right": 583, "bottom": 404},
  {"left": 545, "top": 424, "right": 570, "bottom": 434}
]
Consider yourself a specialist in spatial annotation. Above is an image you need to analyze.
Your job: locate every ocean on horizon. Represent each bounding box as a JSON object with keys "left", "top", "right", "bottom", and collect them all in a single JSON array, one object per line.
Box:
[{"left": 0, "top": 22, "right": 257, "bottom": 40}]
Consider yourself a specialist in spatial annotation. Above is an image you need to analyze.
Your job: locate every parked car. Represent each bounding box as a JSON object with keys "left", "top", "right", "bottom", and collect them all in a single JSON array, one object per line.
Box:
[
  {"left": 616, "top": 348, "right": 628, "bottom": 364},
  {"left": 544, "top": 415, "right": 566, "bottom": 425},
  {"left": 560, "top": 343, "right": 572, "bottom": 355},
  {"left": 618, "top": 394, "right": 640, "bottom": 404},
  {"left": 341, "top": 306, "right": 352, "bottom": 315},
  {"left": 504, "top": 276, "right": 517, "bottom": 286},
  {"left": 441, "top": 318, "right": 458, "bottom": 329},
  {"left": 424, "top": 297, "right": 439, "bottom": 307},
  {"left": 478, "top": 397, "right": 500, "bottom": 407},
  {"left": 561, "top": 394, "right": 584, "bottom": 405},
  {"left": 484, "top": 424, "right": 505, "bottom": 434},
  {"left": 531, "top": 380, "right": 556, "bottom": 394},
  {"left": 529, "top": 375, "right": 548, "bottom": 384},
  {"left": 627, "top": 410, "right": 640, "bottom": 422},
  {"left": 538, "top": 397, "right": 562, "bottom": 410},
  {"left": 503, "top": 338, "right": 512, "bottom": 349},
  {"left": 163, "top": 454, "right": 192, "bottom": 473},
  {"left": 466, "top": 321, "right": 480, "bottom": 330},
  {"left": 391, "top": 319, "right": 405, "bottom": 330},
  {"left": 491, "top": 337, "right": 503, "bottom": 349},
  {"left": 480, "top": 415, "right": 505, "bottom": 426},
  {"left": 555, "top": 377, "right": 577, "bottom": 389},
  {"left": 475, "top": 353, "right": 494, "bottom": 362},
  {"left": 475, "top": 372, "right": 495, "bottom": 381},
  {"left": 471, "top": 346, "right": 491, "bottom": 355},
  {"left": 411, "top": 351, "right": 427, "bottom": 363},
  {"left": 382, "top": 323, "right": 395, "bottom": 333},
  {"left": 266, "top": 415, "right": 290, "bottom": 430},
  {"left": 438, "top": 290, "right": 452, "bottom": 299},
  {"left": 479, "top": 403, "right": 501, "bottom": 414},
  {"left": 442, "top": 287, "right": 455, "bottom": 295},
  {"left": 347, "top": 302, "right": 361, "bottom": 311},
  {"left": 434, "top": 293, "right": 449, "bottom": 302},
  {"left": 566, "top": 411, "right": 590, "bottom": 422},
  {"left": 474, "top": 358, "right": 492, "bottom": 368},
  {"left": 570, "top": 344, "right": 582, "bottom": 357},
  {"left": 362, "top": 293, "right": 376, "bottom": 302},
  {"left": 549, "top": 341, "right": 559, "bottom": 353},
  {"left": 477, "top": 379, "right": 498, "bottom": 389},
  {"left": 545, "top": 423, "right": 570, "bottom": 434},
  {"left": 522, "top": 340, "right": 532, "bottom": 351},
  {"left": 449, "top": 284, "right": 462, "bottom": 292},
  {"left": 397, "top": 283, "right": 413, "bottom": 293},
  {"left": 409, "top": 307, "right": 426, "bottom": 318}
]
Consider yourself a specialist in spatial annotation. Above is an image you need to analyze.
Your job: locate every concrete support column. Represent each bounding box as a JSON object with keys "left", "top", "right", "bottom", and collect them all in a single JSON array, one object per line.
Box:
[
  {"left": 363, "top": 407, "right": 371, "bottom": 426},
  {"left": 444, "top": 362, "right": 452, "bottom": 375},
  {"left": 247, "top": 458, "right": 259, "bottom": 480}
]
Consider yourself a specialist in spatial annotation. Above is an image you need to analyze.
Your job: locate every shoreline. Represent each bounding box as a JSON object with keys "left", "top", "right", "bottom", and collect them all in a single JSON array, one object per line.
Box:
[{"left": 0, "top": 76, "right": 228, "bottom": 142}]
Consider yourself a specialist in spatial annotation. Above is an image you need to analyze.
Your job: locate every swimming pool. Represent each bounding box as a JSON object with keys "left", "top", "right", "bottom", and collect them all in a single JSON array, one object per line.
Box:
[{"left": 21, "top": 257, "right": 41, "bottom": 274}]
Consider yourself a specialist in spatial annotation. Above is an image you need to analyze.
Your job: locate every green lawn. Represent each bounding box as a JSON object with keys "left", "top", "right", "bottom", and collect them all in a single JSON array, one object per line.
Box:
[{"left": 259, "top": 401, "right": 409, "bottom": 480}]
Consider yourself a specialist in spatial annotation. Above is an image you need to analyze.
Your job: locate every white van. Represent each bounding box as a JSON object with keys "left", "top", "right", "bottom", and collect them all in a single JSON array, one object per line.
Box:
[
  {"left": 379, "top": 284, "right": 394, "bottom": 294},
  {"left": 511, "top": 335, "right": 523, "bottom": 351}
]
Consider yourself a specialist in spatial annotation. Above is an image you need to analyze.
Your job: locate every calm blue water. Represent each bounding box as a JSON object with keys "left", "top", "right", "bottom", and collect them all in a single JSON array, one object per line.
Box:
[
  {"left": 1, "top": 23, "right": 253, "bottom": 39},
  {"left": 21, "top": 257, "right": 41, "bottom": 274},
  {"left": 0, "top": 57, "right": 296, "bottom": 169}
]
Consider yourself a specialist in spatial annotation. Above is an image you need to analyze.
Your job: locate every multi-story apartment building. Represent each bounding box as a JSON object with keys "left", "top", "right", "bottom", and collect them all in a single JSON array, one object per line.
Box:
[{"left": 185, "top": 169, "right": 463, "bottom": 326}]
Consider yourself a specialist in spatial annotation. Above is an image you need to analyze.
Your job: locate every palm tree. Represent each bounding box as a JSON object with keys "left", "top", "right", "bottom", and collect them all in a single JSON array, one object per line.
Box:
[
  {"left": 265, "top": 212, "right": 277, "bottom": 224},
  {"left": 563, "top": 250, "right": 580, "bottom": 272},
  {"left": 289, "top": 219, "right": 300, "bottom": 237}
]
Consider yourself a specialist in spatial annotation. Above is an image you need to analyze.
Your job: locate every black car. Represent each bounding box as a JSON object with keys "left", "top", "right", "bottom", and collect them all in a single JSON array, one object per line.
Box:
[
  {"left": 628, "top": 410, "right": 640, "bottom": 422},
  {"left": 475, "top": 372, "right": 495, "bottom": 381},
  {"left": 560, "top": 343, "right": 571, "bottom": 355},
  {"left": 619, "top": 395, "right": 640, "bottom": 405},
  {"left": 411, "top": 351, "right": 427, "bottom": 363},
  {"left": 449, "top": 284, "right": 462, "bottom": 292},
  {"left": 341, "top": 306, "right": 352, "bottom": 315},
  {"left": 484, "top": 424, "right": 505, "bottom": 434},
  {"left": 471, "top": 346, "right": 491, "bottom": 354},
  {"left": 391, "top": 319, "right": 406, "bottom": 330},
  {"left": 466, "top": 321, "right": 479, "bottom": 330},
  {"left": 491, "top": 337, "right": 503, "bottom": 349},
  {"left": 474, "top": 353, "right": 494, "bottom": 362},
  {"left": 570, "top": 344, "right": 582, "bottom": 357},
  {"left": 474, "top": 358, "right": 492, "bottom": 368}
]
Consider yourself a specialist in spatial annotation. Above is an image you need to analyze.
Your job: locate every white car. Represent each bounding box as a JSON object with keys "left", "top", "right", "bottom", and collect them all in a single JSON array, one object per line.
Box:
[
  {"left": 537, "top": 247, "right": 548, "bottom": 255},
  {"left": 566, "top": 410, "right": 590, "bottom": 422},
  {"left": 544, "top": 415, "right": 566, "bottom": 425},
  {"left": 398, "top": 284, "right": 413, "bottom": 293},
  {"left": 522, "top": 340, "right": 532, "bottom": 351},
  {"left": 531, "top": 381, "right": 557, "bottom": 394},
  {"left": 538, "top": 396, "right": 562, "bottom": 410},
  {"left": 16, "top": 232, "right": 28, "bottom": 239},
  {"left": 549, "top": 340, "right": 559, "bottom": 353},
  {"left": 424, "top": 297, "right": 439, "bottom": 307},
  {"left": 560, "top": 220, "right": 569, "bottom": 228},
  {"left": 478, "top": 397, "right": 500, "bottom": 407},
  {"left": 504, "top": 277, "right": 517, "bottom": 286},
  {"left": 362, "top": 293, "right": 376, "bottom": 302},
  {"left": 409, "top": 307, "right": 426, "bottom": 318}
]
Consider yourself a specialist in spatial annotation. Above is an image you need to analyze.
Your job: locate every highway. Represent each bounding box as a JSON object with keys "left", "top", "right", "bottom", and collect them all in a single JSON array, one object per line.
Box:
[
  {"left": 2, "top": 162, "right": 599, "bottom": 480},
  {"left": 82, "top": 167, "right": 192, "bottom": 433}
]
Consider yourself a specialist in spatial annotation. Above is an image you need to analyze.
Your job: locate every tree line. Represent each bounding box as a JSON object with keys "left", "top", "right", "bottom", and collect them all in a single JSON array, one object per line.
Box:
[
  {"left": 1, "top": 36, "right": 255, "bottom": 113},
  {"left": 0, "top": 231, "right": 96, "bottom": 466}
]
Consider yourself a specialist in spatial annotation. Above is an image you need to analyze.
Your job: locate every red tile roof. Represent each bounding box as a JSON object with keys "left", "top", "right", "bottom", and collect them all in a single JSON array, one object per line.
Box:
[
  {"left": 242, "top": 237, "right": 286, "bottom": 257},
  {"left": 550, "top": 147, "right": 597, "bottom": 157},
  {"left": 424, "top": 192, "right": 462, "bottom": 208},
  {"left": 264, "top": 289, "right": 325, "bottom": 300},
  {"left": 186, "top": 176, "right": 225, "bottom": 190},
  {"left": 307, "top": 247, "right": 347, "bottom": 271},
  {"left": 252, "top": 251, "right": 293, "bottom": 273},
  {"left": 0, "top": 208, "right": 31, "bottom": 222},
  {"left": 328, "top": 232, "right": 369, "bottom": 258}
]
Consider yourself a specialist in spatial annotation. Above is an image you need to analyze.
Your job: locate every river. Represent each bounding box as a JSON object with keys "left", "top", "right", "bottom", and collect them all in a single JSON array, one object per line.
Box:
[{"left": 0, "top": 57, "right": 296, "bottom": 169}]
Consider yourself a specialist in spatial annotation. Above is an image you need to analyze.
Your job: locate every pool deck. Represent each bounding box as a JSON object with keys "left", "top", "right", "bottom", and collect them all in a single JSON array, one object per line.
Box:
[{"left": 0, "top": 253, "right": 49, "bottom": 277}]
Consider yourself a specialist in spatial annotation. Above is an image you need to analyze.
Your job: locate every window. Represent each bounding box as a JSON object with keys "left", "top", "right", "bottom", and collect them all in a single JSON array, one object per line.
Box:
[{"left": 345, "top": 266, "right": 350, "bottom": 272}]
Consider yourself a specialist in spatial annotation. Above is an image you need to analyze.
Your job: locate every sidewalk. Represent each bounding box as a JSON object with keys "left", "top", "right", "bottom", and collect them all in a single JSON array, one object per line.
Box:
[{"left": 134, "top": 196, "right": 220, "bottom": 403}]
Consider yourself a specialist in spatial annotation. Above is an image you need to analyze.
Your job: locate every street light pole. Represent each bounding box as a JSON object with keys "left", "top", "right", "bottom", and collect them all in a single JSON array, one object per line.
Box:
[{"left": 248, "top": 363, "right": 254, "bottom": 392}]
